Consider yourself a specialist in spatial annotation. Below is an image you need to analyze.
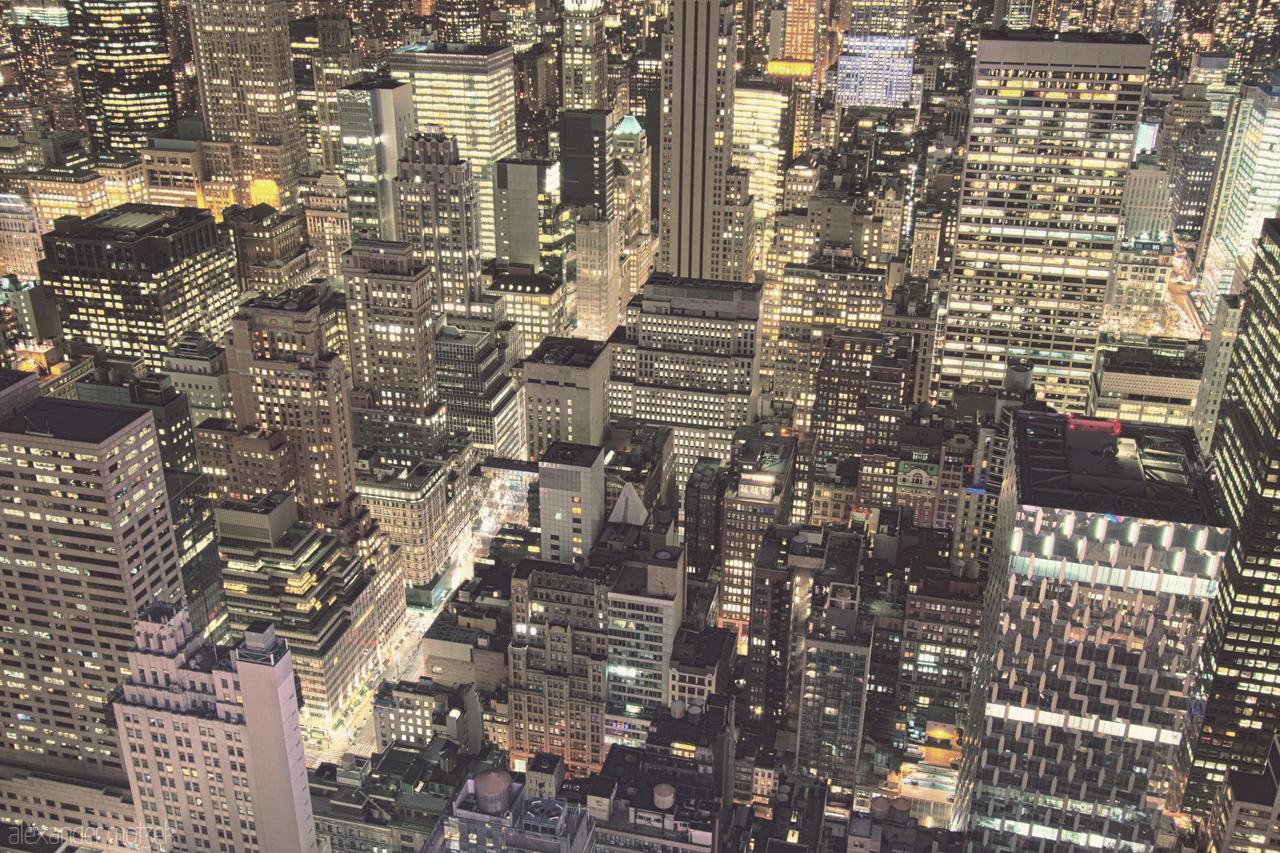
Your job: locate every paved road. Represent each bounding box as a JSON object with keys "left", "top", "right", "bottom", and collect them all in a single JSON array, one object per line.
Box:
[{"left": 304, "top": 608, "right": 436, "bottom": 766}]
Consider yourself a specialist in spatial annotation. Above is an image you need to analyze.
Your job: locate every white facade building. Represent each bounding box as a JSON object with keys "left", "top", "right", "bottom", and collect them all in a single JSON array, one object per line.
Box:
[{"left": 115, "top": 604, "right": 318, "bottom": 853}]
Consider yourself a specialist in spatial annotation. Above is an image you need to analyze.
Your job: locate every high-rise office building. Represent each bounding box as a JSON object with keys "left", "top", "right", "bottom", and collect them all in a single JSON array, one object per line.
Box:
[
  {"left": 575, "top": 211, "right": 624, "bottom": 340},
  {"left": 607, "top": 273, "right": 763, "bottom": 501},
  {"left": 344, "top": 239, "right": 442, "bottom": 463},
  {"left": 483, "top": 262, "right": 570, "bottom": 358},
  {"left": 1193, "top": 293, "right": 1243, "bottom": 453},
  {"left": 216, "top": 493, "right": 404, "bottom": 735},
  {"left": 0, "top": 370, "right": 183, "bottom": 779},
  {"left": 1122, "top": 155, "right": 1173, "bottom": 240},
  {"left": 290, "top": 15, "right": 361, "bottom": 172},
  {"left": 40, "top": 204, "right": 238, "bottom": 370},
  {"left": 509, "top": 558, "right": 612, "bottom": 773},
  {"left": 434, "top": 321, "right": 526, "bottom": 459},
  {"left": 1171, "top": 118, "right": 1226, "bottom": 255},
  {"left": 939, "top": 32, "right": 1149, "bottom": 413},
  {"left": 1192, "top": 220, "right": 1280, "bottom": 810},
  {"left": 355, "top": 456, "right": 449, "bottom": 587},
  {"left": 226, "top": 286, "right": 357, "bottom": 529},
  {"left": 957, "top": 412, "right": 1229, "bottom": 849},
  {"left": 731, "top": 83, "right": 787, "bottom": 234},
  {"left": 434, "top": 0, "right": 485, "bottom": 43},
  {"left": 604, "top": 536, "right": 687, "bottom": 716},
  {"left": 614, "top": 115, "right": 657, "bottom": 299},
  {"left": 115, "top": 606, "right": 320, "bottom": 853},
  {"left": 1200, "top": 75, "right": 1280, "bottom": 319},
  {"left": 190, "top": 0, "right": 307, "bottom": 213},
  {"left": 793, "top": 532, "right": 872, "bottom": 790},
  {"left": 560, "top": 110, "right": 616, "bottom": 217},
  {"left": 338, "top": 80, "right": 417, "bottom": 241},
  {"left": 835, "top": 36, "right": 918, "bottom": 109},
  {"left": 390, "top": 43, "right": 518, "bottom": 259},
  {"left": 782, "top": 0, "right": 823, "bottom": 79},
  {"left": 27, "top": 166, "right": 112, "bottom": 236},
  {"left": 300, "top": 172, "right": 351, "bottom": 280},
  {"left": 0, "top": 193, "right": 44, "bottom": 282},
  {"left": 659, "top": 0, "right": 744, "bottom": 280},
  {"left": 495, "top": 158, "right": 561, "bottom": 274},
  {"left": 562, "top": 0, "right": 608, "bottom": 111},
  {"left": 721, "top": 426, "right": 795, "bottom": 652},
  {"left": 70, "top": 0, "right": 176, "bottom": 153},
  {"left": 74, "top": 370, "right": 198, "bottom": 473},
  {"left": 395, "top": 133, "right": 485, "bottom": 317},
  {"left": 768, "top": 260, "right": 886, "bottom": 430}
]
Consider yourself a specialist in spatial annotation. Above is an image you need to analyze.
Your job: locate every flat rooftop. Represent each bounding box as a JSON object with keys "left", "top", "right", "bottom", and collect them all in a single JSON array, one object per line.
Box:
[
  {"left": 50, "top": 203, "right": 213, "bottom": 242},
  {"left": 1010, "top": 411, "right": 1222, "bottom": 526},
  {"left": 0, "top": 397, "right": 148, "bottom": 444},
  {"left": 394, "top": 41, "right": 512, "bottom": 57},
  {"left": 526, "top": 336, "right": 607, "bottom": 369},
  {"left": 541, "top": 442, "right": 604, "bottom": 468},
  {"left": 980, "top": 28, "right": 1150, "bottom": 46}
]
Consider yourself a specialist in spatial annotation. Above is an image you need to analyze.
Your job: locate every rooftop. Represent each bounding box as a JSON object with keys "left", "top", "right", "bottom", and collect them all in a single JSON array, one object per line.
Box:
[
  {"left": 49, "top": 203, "right": 214, "bottom": 242},
  {"left": 1229, "top": 737, "right": 1280, "bottom": 808},
  {"left": 0, "top": 397, "right": 148, "bottom": 444},
  {"left": 526, "top": 336, "right": 607, "bottom": 369},
  {"left": 980, "top": 28, "right": 1151, "bottom": 46},
  {"left": 671, "top": 626, "right": 733, "bottom": 672},
  {"left": 540, "top": 442, "right": 604, "bottom": 468},
  {"left": 1010, "top": 411, "right": 1223, "bottom": 526},
  {"left": 394, "top": 41, "right": 512, "bottom": 58}
]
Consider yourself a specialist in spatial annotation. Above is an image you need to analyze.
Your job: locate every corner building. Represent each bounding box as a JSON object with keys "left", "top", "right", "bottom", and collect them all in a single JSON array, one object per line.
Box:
[
  {"left": 0, "top": 370, "right": 183, "bottom": 780},
  {"left": 957, "top": 412, "right": 1229, "bottom": 851},
  {"left": 114, "top": 606, "right": 318, "bottom": 853}
]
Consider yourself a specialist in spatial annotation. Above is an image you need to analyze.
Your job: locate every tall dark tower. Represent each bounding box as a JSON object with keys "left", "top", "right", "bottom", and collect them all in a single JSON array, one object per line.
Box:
[
  {"left": 1190, "top": 218, "right": 1280, "bottom": 812},
  {"left": 69, "top": 0, "right": 176, "bottom": 152}
]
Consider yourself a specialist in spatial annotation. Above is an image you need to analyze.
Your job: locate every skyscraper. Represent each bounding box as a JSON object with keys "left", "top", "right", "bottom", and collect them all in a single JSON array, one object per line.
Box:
[
  {"left": 560, "top": 110, "right": 615, "bottom": 217},
  {"left": 1199, "top": 75, "right": 1280, "bottom": 319},
  {"left": 338, "top": 79, "right": 417, "bottom": 241},
  {"left": 344, "top": 239, "right": 442, "bottom": 462},
  {"left": 958, "top": 412, "right": 1229, "bottom": 849},
  {"left": 607, "top": 273, "right": 763, "bottom": 500},
  {"left": 115, "top": 606, "right": 319, "bottom": 853},
  {"left": 226, "top": 286, "right": 356, "bottom": 530},
  {"left": 390, "top": 43, "right": 518, "bottom": 259},
  {"left": 395, "top": 133, "right": 485, "bottom": 316},
  {"left": 70, "top": 0, "right": 176, "bottom": 153},
  {"left": 0, "top": 370, "right": 183, "bottom": 779},
  {"left": 538, "top": 442, "right": 606, "bottom": 563},
  {"left": 508, "top": 558, "right": 612, "bottom": 773},
  {"left": 221, "top": 202, "right": 321, "bottom": 296},
  {"left": 495, "top": 158, "right": 560, "bottom": 273},
  {"left": 659, "top": 0, "right": 741, "bottom": 280},
  {"left": 39, "top": 204, "right": 238, "bottom": 370},
  {"left": 939, "top": 32, "right": 1150, "bottom": 413},
  {"left": 722, "top": 427, "right": 795, "bottom": 653},
  {"left": 574, "top": 210, "right": 624, "bottom": 339},
  {"left": 190, "top": 0, "right": 307, "bottom": 212},
  {"left": 562, "top": 0, "right": 608, "bottom": 111},
  {"left": 731, "top": 83, "right": 787, "bottom": 233},
  {"left": 1191, "top": 220, "right": 1280, "bottom": 809},
  {"left": 614, "top": 115, "right": 657, "bottom": 298}
]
